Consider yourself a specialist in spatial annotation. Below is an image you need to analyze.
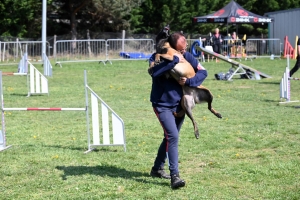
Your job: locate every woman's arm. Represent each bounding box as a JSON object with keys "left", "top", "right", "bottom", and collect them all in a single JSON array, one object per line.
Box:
[
  {"left": 148, "top": 53, "right": 180, "bottom": 77},
  {"left": 183, "top": 52, "right": 208, "bottom": 87}
]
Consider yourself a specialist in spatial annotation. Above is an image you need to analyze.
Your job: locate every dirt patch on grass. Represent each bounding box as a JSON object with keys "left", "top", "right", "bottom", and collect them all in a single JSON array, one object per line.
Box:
[{"left": 237, "top": 86, "right": 252, "bottom": 88}]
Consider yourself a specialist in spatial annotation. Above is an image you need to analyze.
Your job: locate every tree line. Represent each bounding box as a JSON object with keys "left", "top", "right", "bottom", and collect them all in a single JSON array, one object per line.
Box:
[{"left": 0, "top": 0, "right": 299, "bottom": 39}]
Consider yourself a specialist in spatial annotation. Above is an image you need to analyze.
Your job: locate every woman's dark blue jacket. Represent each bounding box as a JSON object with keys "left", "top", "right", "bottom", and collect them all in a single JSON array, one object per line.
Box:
[{"left": 149, "top": 52, "right": 207, "bottom": 107}]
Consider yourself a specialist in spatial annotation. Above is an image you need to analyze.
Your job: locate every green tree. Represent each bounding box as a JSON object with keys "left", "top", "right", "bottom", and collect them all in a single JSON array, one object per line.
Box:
[
  {"left": 49, "top": 0, "right": 143, "bottom": 37},
  {"left": 137, "top": 0, "right": 227, "bottom": 35},
  {"left": 126, "top": 7, "right": 144, "bottom": 33},
  {"left": 89, "top": 0, "right": 143, "bottom": 32},
  {"left": 0, "top": 0, "right": 299, "bottom": 38},
  {"left": 185, "top": 0, "right": 218, "bottom": 36},
  {"left": 50, "top": 0, "right": 92, "bottom": 40},
  {"left": 0, "top": 0, "right": 44, "bottom": 38}
]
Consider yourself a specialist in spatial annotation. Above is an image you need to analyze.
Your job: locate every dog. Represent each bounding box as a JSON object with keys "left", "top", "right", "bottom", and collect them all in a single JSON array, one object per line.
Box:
[{"left": 149, "top": 25, "right": 222, "bottom": 139}]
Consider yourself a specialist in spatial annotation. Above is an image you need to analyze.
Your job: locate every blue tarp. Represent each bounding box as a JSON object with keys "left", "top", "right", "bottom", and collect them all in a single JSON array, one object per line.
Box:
[{"left": 119, "top": 52, "right": 152, "bottom": 59}]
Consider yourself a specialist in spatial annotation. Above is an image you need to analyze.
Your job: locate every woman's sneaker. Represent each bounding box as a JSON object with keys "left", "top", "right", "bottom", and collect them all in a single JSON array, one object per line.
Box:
[
  {"left": 150, "top": 167, "right": 171, "bottom": 179},
  {"left": 171, "top": 173, "right": 185, "bottom": 189}
]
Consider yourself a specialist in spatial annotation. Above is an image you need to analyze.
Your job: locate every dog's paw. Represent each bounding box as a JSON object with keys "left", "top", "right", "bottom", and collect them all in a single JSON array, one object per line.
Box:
[
  {"left": 216, "top": 113, "right": 222, "bottom": 119},
  {"left": 155, "top": 59, "right": 161, "bottom": 64},
  {"left": 173, "top": 112, "right": 179, "bottom": 117},
  {"left": 148, "top": 67, "right": 153, "bottom": 76},
  {"left": 211, "top": 110, "right": 222, "bottom": 119},
  {"left": 195, "top": 130, "right": 199, "bottom": 139}
]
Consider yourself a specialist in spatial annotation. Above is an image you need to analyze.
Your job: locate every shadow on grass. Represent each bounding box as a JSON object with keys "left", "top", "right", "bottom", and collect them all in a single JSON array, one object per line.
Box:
[
  {"left": 265, "top": 100, "right": 300, "bottom": 106},
  {"left": 278, "top": 103, "right": 300, "bottom": 108},
  {"left": 45, "top": 145, "right": 121, "bottom": 152},
  {"left": 56, "top": 165, "right": 169, "bottom": 186},
  {"left": 263, "top": 99, "right": 281, "bottom": 103},
  {"left": 45, "top": 144, "right": 85, "bottom": 151},
  {"left": 258, "top": 81, "right": 280, "bottom": 85},
  {"left": 9, "top": 93, "right": 29, "bottom": 97}
]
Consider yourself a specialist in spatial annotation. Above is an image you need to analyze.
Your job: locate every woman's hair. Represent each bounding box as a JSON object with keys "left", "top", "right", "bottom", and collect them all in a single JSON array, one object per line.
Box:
[{"left": 168, "top": 32, "right": 185, "bottom": 49}]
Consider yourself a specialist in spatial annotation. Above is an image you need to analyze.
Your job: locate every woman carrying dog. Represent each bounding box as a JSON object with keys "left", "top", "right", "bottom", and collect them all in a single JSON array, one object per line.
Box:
[{"left": 148, "top": 32, "right": 207, "bottom": 189}]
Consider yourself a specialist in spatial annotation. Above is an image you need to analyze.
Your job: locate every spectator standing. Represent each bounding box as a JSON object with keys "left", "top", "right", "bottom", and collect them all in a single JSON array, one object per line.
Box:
[
  {"left": 290, "top": 38, "right": 300, "bottom": 77},
  {"left": 211, "top": 28, "right": 223, "bottom": 54},
  {"left": 229, "top": 32, "right": 241, "bottom": 57}
]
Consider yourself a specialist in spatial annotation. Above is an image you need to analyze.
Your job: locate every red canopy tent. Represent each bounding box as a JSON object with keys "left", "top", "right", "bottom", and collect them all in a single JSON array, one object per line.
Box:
[{"left": 192, "top": 0, "right": 273, "bottom": 28}]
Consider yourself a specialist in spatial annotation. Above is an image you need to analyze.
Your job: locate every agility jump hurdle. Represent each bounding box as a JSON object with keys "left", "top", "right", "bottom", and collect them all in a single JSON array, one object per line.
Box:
[
  {"left": 279, "top": 56, "right": 299, "bottom": 104},
  {"left": 27, "top": 61, "right": 49, "bottom": 97},
  {"left": 1, "top": 53, "right": 28, "bottom": 76},
  {"left": 3, "top": 61, "right": 49, "bottom": 97},
  {"left": 3, "top": 54, "right": 49, "bottom": 97},
  {"left": 0, "top": 70, "right": 126, "bottom": 152},
  {"left": 83, "top": 70, "right": 126, "bottom": 153}
]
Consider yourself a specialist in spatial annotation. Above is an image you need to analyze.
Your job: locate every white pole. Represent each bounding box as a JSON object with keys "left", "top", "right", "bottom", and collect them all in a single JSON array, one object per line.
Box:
[
  {"left": 3, "top": 108, "right": 86, "bottom": 111},
  {"left": 0, "top": 71, "right": 12, "bottom": 151},
  {"left": 42, "top": 0, "right": 47, "bottom": 75},
  {"left": 122, "top": 30, "right": 125, "bottom": 52},
  {"left": 84, "top": 70, "right": 92, "bottom": 153}
]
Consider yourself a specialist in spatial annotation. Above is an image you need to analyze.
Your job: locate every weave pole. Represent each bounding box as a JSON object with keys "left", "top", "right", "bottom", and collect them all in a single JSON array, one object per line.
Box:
[
  {"left": 279, "top": 56, "right": 299, "bottom": 104},
  {"left": 0, "top": 70, "right": 126, "bottom": 152}
]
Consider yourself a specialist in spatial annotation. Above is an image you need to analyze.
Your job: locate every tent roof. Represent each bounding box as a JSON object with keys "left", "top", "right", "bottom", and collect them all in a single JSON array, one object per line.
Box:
[{"left": 192, "top": 0, "right": 273, "bottom": 24}]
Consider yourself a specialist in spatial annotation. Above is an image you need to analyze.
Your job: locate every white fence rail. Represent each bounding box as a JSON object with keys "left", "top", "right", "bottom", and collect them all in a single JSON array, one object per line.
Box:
[
  {"left": 54, "top": 39, "right": 154, "bottom": 66},
  {"left": 54, "top": 39, "right": 107, "bottom": 65},
  {"left": 0, "top": 38, "right": 283, "bottom": 65},
  {"left": 188, "top": 38, "right": 282, "bottom": 60},
  {"left": 0, "top": 41, "right": 50, "bottom": 63},
  {"left": 106, "top": 39, "right": 154, "bottom": 61},
  {"left": 245, "top": 39, "right": 282, "bottom": 58}
]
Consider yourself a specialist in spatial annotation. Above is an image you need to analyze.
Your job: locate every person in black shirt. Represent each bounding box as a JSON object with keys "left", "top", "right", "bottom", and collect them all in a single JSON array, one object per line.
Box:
[
  {"left": 290, "top": 38, "right": 300, "bottom": 77},
  {"left": 211, "top": 28, "right": 223, "bottom": 54}
]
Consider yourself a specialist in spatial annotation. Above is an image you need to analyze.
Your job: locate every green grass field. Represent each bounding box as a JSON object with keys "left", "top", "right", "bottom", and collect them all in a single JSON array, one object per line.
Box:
[{"left": 0, "top": 57, "right": 299, "bottom": 199}]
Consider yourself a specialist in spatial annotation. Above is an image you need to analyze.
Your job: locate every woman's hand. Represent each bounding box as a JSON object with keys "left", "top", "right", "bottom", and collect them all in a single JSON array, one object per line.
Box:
[
  {"left": 178, "top": 77, "right": 187, "bottom": 85},
  {"left": 174, "top": 53, "right": 185, "bottom": 63}
]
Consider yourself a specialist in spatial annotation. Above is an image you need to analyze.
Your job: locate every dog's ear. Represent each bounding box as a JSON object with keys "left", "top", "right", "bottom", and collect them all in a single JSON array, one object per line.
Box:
[
  {"left": 156, "top": 25, "right": 170, "bottom": 44},
  {"left": 164, "top": 24, "right": 170, "bottom": 37},
  {"left": 164, "top": 24, "right": 170, "bottom": 30}
]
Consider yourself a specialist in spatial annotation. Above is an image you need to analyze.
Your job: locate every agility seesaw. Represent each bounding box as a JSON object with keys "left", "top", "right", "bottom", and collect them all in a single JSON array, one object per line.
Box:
[{"left": 192, "top": 42, "right": 272, "bottom": 81}]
